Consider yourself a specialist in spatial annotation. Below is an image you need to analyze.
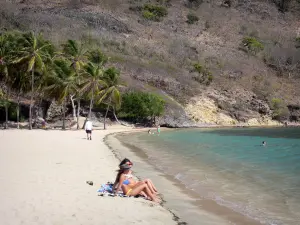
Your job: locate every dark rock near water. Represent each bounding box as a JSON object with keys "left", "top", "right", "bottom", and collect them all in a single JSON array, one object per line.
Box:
[
  {"left": 288, "top": 104, "right": 300, "bottom": 122},
  {"left": 160, "top": 104, "right": 196, "bottom": 128}
]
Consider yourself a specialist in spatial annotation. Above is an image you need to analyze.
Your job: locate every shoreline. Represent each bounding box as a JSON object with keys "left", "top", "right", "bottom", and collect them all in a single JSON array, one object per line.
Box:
[{"left": 104, "top": 131, "right": 263, "bottom": 225}]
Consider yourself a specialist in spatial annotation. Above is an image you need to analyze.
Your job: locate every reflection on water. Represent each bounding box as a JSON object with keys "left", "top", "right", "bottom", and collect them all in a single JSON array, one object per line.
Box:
[{"left": 118, "top": 127, "right": 300, "bottom": 225}]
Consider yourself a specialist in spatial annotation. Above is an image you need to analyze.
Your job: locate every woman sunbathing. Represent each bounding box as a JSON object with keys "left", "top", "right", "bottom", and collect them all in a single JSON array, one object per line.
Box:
[
  {"left": 113, "top": 164, "right": 160, "bottom": 203},
  {"left": 113, "top": 158, "right": 158, "bottom": 195}
]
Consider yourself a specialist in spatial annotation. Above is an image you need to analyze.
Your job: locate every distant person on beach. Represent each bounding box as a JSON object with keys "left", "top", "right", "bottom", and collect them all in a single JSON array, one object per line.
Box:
[
  {"left": 113, "top": 158, "right": 158, "bottom": 197},
  {"left": 112, "top": 163, "right": 160, "bottom": 202},
  {"left": 85, "top": 119, "right": 93, "bottom": 140}
]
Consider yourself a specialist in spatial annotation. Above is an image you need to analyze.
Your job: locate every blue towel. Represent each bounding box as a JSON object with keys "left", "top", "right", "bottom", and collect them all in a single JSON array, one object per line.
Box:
[{"left": 97, "top": 183, "right": 113, "bottom": 193}]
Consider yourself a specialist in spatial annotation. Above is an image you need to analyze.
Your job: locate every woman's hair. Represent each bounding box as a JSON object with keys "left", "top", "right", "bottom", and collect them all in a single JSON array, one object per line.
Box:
[
  {"left": 119, "top": 158, "right": 132, "bottom": 167},
  {"left": 115, "top": 169, "right": 123, "bottom": 185}
]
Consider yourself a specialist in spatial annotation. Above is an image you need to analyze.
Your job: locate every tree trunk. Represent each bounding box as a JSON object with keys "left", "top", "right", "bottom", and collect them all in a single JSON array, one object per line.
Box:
[
  {"left": 112, "top": 107, "right": 121, "bottom": 124},
  {"left": 4, "top": 91, "right": 8, "bottom": 129},
  {"left": 62, "top": 99, "right": 66, "bottom": 130},
  {"left": 70, "top": 95, "right": 76, "bottom": 120},
  {"left": 29, "top": 68, "right": 34, "bottom": 130},
  {"left": 17, "top": 94, "right": 20, "bottom": 129},
  {"left": 76, "top": 98, "right": 80, "bottom": 129},
  {"left": 104, "top": 104, "right": 110, "bottom": 130},
  {"left": 88, "top": 87, "right": 94, "bottom": 119}
]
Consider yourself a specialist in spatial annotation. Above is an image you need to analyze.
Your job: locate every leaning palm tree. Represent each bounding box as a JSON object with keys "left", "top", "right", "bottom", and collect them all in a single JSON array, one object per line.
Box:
[
  {"left": 97, "top": 67, "right": 122, "bottom": 130},
  {"left": 45, "top": 59, "right": 78, "bottom": 130},
  {"left": 16, "top": 32, "right": 52, "bottom": 130}
]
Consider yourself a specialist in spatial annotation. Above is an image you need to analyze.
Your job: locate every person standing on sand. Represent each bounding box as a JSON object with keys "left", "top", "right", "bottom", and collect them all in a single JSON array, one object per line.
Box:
[{"left": 85, "top": 119, "right": 93, "bottom": 140}]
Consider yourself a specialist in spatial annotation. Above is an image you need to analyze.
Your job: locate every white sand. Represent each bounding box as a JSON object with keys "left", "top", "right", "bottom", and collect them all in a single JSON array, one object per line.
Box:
[{"left": 0, "top": 128, "right": 176, "bottom": 225}]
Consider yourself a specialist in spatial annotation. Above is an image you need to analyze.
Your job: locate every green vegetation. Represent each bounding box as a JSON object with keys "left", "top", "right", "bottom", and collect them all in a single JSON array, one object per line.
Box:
[
  {"left": 0, "top": 31, "right": 123, "bottom": 130},
  {"left": 142, "top": 4, "right": 168, "bottom": 21},
  {"left": 241, "top": 36, "right": 264, "bottom": 55},
  {"left": 119, "top": 91, "right": 165, "bottom": 123},
  {"left": 186, "top": 13, "right": 199, "bottom": 24},
  {"left": 192, "top": 63, "right": 213, "bottom": 85},
  {"left": 270, "top": 98, "right": 289, "bottom": 121}
]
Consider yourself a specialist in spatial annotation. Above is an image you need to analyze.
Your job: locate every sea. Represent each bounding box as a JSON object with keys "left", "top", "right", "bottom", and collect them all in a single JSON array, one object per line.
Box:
[{"left": 117, "top": 127, "right": 300, "bottom": 225}]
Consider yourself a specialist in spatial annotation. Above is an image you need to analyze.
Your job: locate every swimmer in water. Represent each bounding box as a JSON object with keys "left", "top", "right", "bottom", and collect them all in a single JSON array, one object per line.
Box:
[
  {"left": 262, "top": 141, "right": 266, "bottom": 146},
  {"left": 157, "top": 125, "right": 160, "bottom": 135}
]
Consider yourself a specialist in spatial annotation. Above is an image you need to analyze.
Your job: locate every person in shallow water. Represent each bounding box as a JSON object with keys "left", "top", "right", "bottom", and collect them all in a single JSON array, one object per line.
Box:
[
  {"left": 112, "top": 158, "right": 159, "bottom": 196},
  {"left": 112, "top": 164, "right": 160, "bottom": 202},
  {"left": 262, "top": 141, "right": 267, "bottom": 146},
  {"left": 157, "top": 125, "right": 161, "bottom": 134}
]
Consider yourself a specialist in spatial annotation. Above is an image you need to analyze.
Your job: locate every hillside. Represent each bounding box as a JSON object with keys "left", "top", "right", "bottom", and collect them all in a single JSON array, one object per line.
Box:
[{"left": 1, "top": 0, "right": 300, "bottom": 127}]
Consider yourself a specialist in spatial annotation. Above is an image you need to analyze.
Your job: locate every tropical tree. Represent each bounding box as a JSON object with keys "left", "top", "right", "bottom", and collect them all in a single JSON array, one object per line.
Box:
[
  {"left": 10, "top": 69, "right": 30, "bottom": 129},
  {"left": 97, "top": 67, "right": 122, "bottom": 130},
  {"left": 62, "top": 40, "right": 88, "bottom": 129},
  {"left": 0, "top": 32, "right": 20, "bottom": 129},
  {"left": 16, "top": 32, "right": 53, "bottom": 130},
  {"left": 45, "top": 59, "right": 78, "bottom": 130},
  {"left": 81, "top": 61, "right": 107, "bottom": 120}
]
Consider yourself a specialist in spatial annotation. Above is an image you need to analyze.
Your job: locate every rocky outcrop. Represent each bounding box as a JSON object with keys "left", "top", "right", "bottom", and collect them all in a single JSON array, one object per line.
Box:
[
  {"left": 288, "top": 104, "right": 300, "bottom": 122},
  {"left": 184, "top": 90, "right": 282, "bottom": 127},
  {"left": 160, "top": 103, "right": 197, "bottom": 128},
  {"left": 46, "top": 100, "right": 64, "bottom": 122},
  {"left": 185, "top": 96, "right": 237, "bottom": 125}
]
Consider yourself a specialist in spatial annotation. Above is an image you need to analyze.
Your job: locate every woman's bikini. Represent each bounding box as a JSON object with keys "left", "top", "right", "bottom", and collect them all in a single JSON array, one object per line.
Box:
[{"left": 123, "top": 174, "right": 134, "bottom": 195}]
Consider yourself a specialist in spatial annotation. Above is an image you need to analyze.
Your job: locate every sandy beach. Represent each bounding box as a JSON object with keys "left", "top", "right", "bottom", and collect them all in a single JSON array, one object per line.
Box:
[{"left": 0, "top": 127, "right": 176, "bottom": 225}]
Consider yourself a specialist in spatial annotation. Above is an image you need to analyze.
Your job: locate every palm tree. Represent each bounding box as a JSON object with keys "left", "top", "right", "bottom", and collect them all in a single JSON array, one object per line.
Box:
[
  {"left": 11, "top": 70, "right": 30, "bottom": 129},
  {"left": 97, "top": 67, "right": 122, "bottom": 130},
  {"left": 45, "top": 59, "right": 77, "bottom": 130},
  {"left": 81, "top": 62, "right": 107, "bottom": 120},
  {"left": 62, "top": 40, "right": 87, "bottom": 129},
  {"left": 16, "top": 32, "right": 52, "bottom": 130},
  {"left": 62, "top": 39, "right": 87, "bottom": 71},
  {"left": 0, "top": 32, "right": 20, "bottom": 129}
]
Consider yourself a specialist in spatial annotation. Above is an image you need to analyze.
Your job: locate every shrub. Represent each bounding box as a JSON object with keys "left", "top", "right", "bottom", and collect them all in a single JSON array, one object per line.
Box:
[
  {"left": 186, "top": 13, "right": 199, "bottom": 24},
  {"left": 142, "top": 4, "right": 168, "bottom": 21},
  {"left": 192, "top": 63, "right": 213, "bottom": 85},
  {"left": 270, "top": 98, "right": 289, "bottom": 121},
  {"left": 119, "top": 91, "right": 165, "bottom": 123},
  {"left": 241, "top": 37, "right": 264, "bottom": 55},
  {"left": 142, "top": 10, "right": 156, "bottom": 21}
]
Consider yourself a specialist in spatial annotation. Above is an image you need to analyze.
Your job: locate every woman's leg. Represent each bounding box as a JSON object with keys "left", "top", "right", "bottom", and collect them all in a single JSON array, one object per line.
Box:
[
  {"left": 144, "top": 179, "right": 158, "bottom": 193},
  {"left": 135, "top": 180, "right": 157, "bottom": 195},
  {"left": 129, "top": 183, "right": 160, "bottom": 203}
]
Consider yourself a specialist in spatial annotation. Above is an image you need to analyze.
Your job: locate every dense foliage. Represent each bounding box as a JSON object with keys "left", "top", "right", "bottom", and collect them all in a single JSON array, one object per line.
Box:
[
  {"left": 142, "top": 4, "right": 168, "bottom": 21},
  {"left": 0, "top": 31, "right": 122, "bottom": 129},
  {"left": 119, "top": 91, "right": 165, "bottom": 123}
]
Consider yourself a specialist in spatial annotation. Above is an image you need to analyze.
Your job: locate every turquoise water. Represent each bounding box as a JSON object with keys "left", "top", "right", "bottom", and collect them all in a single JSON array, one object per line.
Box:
[{"left": 119, "top": 127, "right": 300, "bottom": 225}]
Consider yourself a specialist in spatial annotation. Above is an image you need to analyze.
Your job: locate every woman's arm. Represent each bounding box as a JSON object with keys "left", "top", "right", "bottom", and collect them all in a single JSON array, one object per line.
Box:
[{"left": 114, "top": 174, "right": 125, "bottom": 194}]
